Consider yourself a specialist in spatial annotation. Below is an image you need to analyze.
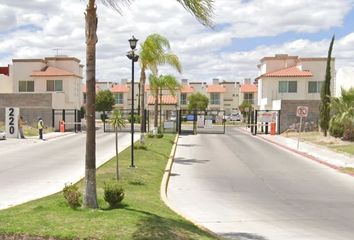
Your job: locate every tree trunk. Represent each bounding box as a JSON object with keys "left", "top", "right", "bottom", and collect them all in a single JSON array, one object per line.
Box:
[
  {"left": 159, "top": 88, "right": 162, "bottom": 131},
  {"left": 115, "top": 126, "right": 119, "bottom": 180},
  {"left": 154, "top": 89, "right": 158, "bottom": 130},
  {"left": 84, "top": 0, "right": 98, "bottom": 209},
  {"left": 140, "top": 68, "right": 146, "bottom": 143}
]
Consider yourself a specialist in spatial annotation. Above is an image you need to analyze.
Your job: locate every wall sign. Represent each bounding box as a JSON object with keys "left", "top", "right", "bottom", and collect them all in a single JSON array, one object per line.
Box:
[{"left": 5, "top": 107, "right": 19, "bottom": 138}]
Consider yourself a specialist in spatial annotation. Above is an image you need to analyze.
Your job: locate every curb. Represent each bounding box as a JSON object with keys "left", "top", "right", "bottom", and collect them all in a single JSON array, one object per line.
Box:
[
  {"left": 160, "top": 134, "right": 223, "bottom": 240},
  {"left": 237, "top": 127, "right": 354, "bottom": 178}
]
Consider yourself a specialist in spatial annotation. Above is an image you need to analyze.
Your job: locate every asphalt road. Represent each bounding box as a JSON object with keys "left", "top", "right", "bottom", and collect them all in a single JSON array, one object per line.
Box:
[
  {"left": 168, "top": 127, "right": 354, "bottom": 240},
  {"left": 0, "top": 131, "right": 137, "bottom": 209}
]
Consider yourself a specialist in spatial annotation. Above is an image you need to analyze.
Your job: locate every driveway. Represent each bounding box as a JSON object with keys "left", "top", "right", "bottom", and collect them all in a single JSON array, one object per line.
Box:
[
  {"left": 0, "top": 131, "right": 139, "bottom": 209},
  {"left": 168, "top": 127, "right": 354, "bottom": 240}
]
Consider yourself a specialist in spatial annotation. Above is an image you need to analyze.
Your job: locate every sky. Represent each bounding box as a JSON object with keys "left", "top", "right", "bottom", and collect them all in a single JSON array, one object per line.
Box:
[{"left": 0, "top": 0, "right": 353, "bottom": 83}]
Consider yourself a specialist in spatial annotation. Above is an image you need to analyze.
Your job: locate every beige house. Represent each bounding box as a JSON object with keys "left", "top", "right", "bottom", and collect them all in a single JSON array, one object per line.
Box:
[
  {"left": 256, "top": 54, "right": 336, "bottom": 132},
  {"left": 0, "top": 56, "right": 83, "bottom": 129}
]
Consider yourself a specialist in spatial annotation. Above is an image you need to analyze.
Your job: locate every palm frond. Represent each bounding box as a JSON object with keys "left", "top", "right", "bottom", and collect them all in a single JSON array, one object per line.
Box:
[
  {"left": 99, "top": 0, "right": 132, "bottom": 13},
  {"left": 159, "top": 53, "right": 182, "bottom": 73},
  {"left": 176, "top": 0, "right": 214, "bottom": 27}
]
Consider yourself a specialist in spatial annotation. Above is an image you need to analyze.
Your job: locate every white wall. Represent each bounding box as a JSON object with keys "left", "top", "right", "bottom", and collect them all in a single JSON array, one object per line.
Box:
[{"left": 0, "top": 74, "right": 12, "bottom": 93}]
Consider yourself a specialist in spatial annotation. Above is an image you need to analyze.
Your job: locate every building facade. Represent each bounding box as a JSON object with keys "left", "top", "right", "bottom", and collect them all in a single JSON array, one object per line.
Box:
[
  {"left": 0, "top": 56, "right": 83, "bottom": 129},
  {"left": 256, "top": 54, "right": 336, "bottom": 132}
]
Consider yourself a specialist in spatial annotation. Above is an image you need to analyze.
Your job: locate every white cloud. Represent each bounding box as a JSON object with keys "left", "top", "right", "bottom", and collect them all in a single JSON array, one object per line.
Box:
[{"left": 0, "top": 0, "right": 353, "bottom": 83}]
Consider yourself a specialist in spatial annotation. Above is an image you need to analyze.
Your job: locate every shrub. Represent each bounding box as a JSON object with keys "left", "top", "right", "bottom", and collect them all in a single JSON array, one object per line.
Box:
[
  {"left": 329, "top": 118, "right": 344, "bottom": 138},
  {"left": 157, "top": 133, "right": 164, "bottom": 138},
  {"left": 134, "top": 143, "right": 147, "bottom": 150},
  {"left": 63, "top": 184, "right": 81, "bottom": 209},
  {"left": 104, "top": 181, "right": 124, "bottom": 209},
  {"left": 128, "top": 114, "right": 141, "bottom": 123},
  {"left": 147, "top": 133, "right": 154, "bottom": 138}
]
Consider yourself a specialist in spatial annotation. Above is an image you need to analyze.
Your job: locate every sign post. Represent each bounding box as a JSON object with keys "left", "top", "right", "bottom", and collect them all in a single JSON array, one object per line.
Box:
[
  {"left": 296, "top": 106, "right": 308, "bottom": 150},
  {"left": 5, "top": 107, "right": 19, "bottom": 138}
]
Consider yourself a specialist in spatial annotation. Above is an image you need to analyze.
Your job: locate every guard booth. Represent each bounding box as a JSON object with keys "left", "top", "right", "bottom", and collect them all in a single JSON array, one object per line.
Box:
[
  {"left": 178, "top": 110, "right": 226, "bottom": 135},
  {"left": 250, "top": 110, "right": 281, "bottom": 135}
]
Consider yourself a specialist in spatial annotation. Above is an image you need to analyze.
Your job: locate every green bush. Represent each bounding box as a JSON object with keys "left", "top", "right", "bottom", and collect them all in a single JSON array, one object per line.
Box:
[
  {"left": 63, "top": 184, "right": 81, "bottom": 209},
  {"left": 157, "top": 133, "right": 164, "bottom": 138},
  {"left": 128, "top": 114, "right": 141, "bottom": 123},
  {"left": 147, "top": 133, "right": 154, "bottom": 138},
  {"left": 134, "top": 143, "right": 147, "bottom": 150},
  {"left": 329, "top": 118, "right": 344, "bottom": 138},
  {"left": 104, "top": 181, "right": 124, "bottom": 209}
]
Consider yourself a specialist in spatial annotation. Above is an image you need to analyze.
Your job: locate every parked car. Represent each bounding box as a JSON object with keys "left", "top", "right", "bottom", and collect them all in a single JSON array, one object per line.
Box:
[
  {"left": 0, "top": 131, "right": 6, "bottom": 140},
  {"left": 229, "top": 113, "right": 241, "bottom": 121}
]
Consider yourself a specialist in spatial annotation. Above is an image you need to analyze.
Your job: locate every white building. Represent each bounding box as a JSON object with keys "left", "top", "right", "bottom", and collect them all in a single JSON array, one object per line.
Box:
[
  {"left": 256, "top": 54, "right": 335, "bottom": 132},
  {"left": 0, "top": 56, "right": 84, "bottom": 129},
  {"left": 336, "top": 67, "right": 354, "bottom": 97}
]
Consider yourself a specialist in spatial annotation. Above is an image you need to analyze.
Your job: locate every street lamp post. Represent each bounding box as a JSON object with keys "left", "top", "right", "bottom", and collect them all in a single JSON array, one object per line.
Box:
[{"left": 127, "top": 36, "right": 139, "bottom": 168}]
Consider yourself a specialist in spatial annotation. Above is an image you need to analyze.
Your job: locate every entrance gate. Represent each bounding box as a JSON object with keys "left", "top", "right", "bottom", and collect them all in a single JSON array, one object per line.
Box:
[{"left": 178, "top": 110, "right": 226, "bottom": 135}]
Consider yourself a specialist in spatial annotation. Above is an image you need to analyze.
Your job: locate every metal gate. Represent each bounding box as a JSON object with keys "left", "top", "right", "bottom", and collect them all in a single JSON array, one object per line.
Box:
[
  {"left": 178, "top": 110, "right": 226, "bottom": 134},
  {"left": 104, "top": 109, "right": 143, "bottom": 133},
  {"left": 52, "top": 109, "right": 81, "bottom": 132}
]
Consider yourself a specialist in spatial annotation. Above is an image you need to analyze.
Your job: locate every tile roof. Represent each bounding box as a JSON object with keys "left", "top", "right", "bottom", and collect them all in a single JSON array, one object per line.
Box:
[
  {"left": 82, "top": 84, "right": 100, "bottom": 93},
  {"left": 180, "top": 85, "right": 194, "bottom": 93},
  {"left": 147, "top": 95, "right": 177, "bottom": 105},
  {"left": 111, "top": 85, "right": 129, "bottom": 93},
  {"left": 31, "top": 66, "right": 81, "bottom": 78},
  {"left": 258, "top": 66, "right": 313, "bottom": 79},
  {"left": 240, "top": 84, "right": 257, "bottom": 93},
  {"left": 206, "top": 85, "right": 226, "bottom": 93}
]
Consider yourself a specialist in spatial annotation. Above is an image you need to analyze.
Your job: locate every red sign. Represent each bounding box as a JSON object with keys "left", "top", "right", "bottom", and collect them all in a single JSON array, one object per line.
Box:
[{"left": 296, "top": 106, "right": 308, "bottom": 117}]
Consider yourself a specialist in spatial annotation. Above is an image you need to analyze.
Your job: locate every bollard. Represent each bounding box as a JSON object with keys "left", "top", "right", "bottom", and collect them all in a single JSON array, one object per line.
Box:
[
  {"left": 60, "top": 120, "right": 65, "bottom": 133},
  {"left": 270, "top": 122, "right": 276, "bottom": 135}
]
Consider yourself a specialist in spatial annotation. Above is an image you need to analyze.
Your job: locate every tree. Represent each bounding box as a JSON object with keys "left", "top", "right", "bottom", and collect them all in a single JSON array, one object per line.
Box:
[
  {"left": 149, "top": 74, "right": 180, "bottom": 131},
  {"left": 96, "top": 90, "right": 115, "bottom": 124},
  {"left": 188, "top": 92, "right": 209, "bottom": 110},
  {"left": 319, "top": 35, "right": 335, "bottom": 137},
  {"left": 110, "top": 109, "right": 126, "bottom": 180},
  {"left": 139, "top": 34, "right": 182, "bottom": 136},
  {"left": 84, "top": 0, "right": 214, "bottom": 209},
  {"left": 239, "top": 101, "right": 252, "bottom": 120},
  {"left": 330, "top": 88, "right": 354, "bottom": 140}
]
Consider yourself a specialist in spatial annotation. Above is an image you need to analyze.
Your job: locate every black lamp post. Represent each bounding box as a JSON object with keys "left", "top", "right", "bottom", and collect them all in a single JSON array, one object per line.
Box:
[{"left": 127, "top": 35, "right": 139, "bottom": 168}]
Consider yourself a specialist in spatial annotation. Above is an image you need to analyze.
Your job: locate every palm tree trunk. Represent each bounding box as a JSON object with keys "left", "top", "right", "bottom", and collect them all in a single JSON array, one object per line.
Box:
[
  {"left": 159, "top": 88, "right": 162, "bottom": 131},
  {"left": 139, "top": 69, "right": 146, "bottom": 143},
  {"left": 84, "top": 0, "right": 98, "bottom": 209},
  {"left": 115, "top": 126, "right": 119, "bottom": 180},
  {"left": 154, "top": 89, "right": 158, "bottom": 130}
]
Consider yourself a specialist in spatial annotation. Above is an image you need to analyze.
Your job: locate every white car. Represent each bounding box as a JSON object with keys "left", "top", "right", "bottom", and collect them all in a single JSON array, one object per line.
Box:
[
  {"left": 230, "top": 113, "right": 241, "bottom": 121},
  {"left": 0, "top": 131, "right": 6, "bottom": 140}
]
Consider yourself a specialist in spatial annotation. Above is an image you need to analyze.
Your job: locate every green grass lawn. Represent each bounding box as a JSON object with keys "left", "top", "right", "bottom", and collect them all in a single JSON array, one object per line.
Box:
[
  {"left": 284, "top": 131, "right": 354, "bottom": 156},
  {"left": 0, "top": 134, "right": 217, "bottom": 240},
  {"left": 330, "top": 145, "right": 354, "bottom": 155}
]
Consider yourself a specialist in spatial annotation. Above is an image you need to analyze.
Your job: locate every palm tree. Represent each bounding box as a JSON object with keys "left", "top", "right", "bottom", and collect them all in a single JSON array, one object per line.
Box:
[
  {"left": 330, "top": 88, "right": 354, "bottom": 140},
  {"left": 149, "top": 74, "right": 180, "bottom": 132},
  {"left": 110, "top": 109, "right": 126, "bottom": 180},
  {"left": 84, "top": 0, "right": 213, "bottom": 209},
  {"left": 139, "top": 34, "right": 182, "bottom": 138}
]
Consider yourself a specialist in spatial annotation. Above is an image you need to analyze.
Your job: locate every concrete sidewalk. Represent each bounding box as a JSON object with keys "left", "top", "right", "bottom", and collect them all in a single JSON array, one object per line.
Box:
[{"left": 255, "top": 131, "right": 354, "bottom": 170}]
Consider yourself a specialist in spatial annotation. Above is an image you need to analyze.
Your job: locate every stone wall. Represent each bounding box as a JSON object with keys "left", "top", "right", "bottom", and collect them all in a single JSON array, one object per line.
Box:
[
  {"left": 0, "top": 93, "right": 53, "bottom": 127},
  {"left": 280, "top": 100, "right": 321, "bottom": 133}
]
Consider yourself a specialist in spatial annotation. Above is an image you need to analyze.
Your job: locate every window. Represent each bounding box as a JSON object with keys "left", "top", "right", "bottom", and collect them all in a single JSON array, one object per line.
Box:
[
  {"left": 180, "top": 93, "right": 187, "bottom": 105},
  {"left": 47, "top": 80, "right": 63, "bottom": 92},
  {"left": 244, "top": 93, "right": 254, "bottom": 104},
  {"left": 115, "top": 93, "right": 124, "bottom": 104},
  {"left": 279, "top": 81, "right": 297, "bottom": 93},
  {"left": 210, "top": 93, "right": 220, "bottom": 105},
  {"left": 18, "top": 81, "right": 34, "bottom": 92},
  {"left": 308, "top": 81, "right": 323, "bottom": 93}
]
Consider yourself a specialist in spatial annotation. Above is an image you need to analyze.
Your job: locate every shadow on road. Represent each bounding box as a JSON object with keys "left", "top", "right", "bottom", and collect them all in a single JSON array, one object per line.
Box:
[
  {"left": 221, "top": 232, "right": 269, "bottom": 240},
  {"left": 174, "top": 157, "right": 210, "bottom": 165}
]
